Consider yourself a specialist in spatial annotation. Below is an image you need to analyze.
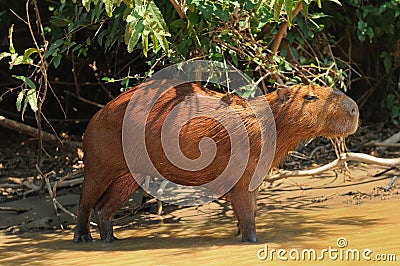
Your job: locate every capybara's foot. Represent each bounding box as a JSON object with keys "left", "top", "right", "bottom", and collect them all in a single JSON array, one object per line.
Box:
[
  {"left": 241, "top": 234, "right": 257, "bottom": 243},
  {"left": 103, "top": 234, "right": 119, "bottom": 243},
  {"left": 240, "top": 222, "right": 257, "bottom": 243},
  {"left": 98, "top": 217, "right": 118, "bottom": 243},
  {"left": 73, "top": 231, "right": 93, "bottom": 243}
]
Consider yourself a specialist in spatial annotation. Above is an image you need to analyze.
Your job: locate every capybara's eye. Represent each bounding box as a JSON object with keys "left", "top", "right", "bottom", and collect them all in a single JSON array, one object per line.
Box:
[{"left": 303, "top": 95, "right": 318, "bottom": 101}]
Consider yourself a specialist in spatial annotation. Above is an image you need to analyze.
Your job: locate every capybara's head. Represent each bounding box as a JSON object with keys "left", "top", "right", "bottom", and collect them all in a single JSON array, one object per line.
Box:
[{"left": 273, "top": 85, "right": 359, "bottom": 138}]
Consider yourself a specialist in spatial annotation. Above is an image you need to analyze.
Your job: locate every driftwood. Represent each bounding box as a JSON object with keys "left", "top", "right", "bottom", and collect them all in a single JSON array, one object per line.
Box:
[
  {"left": 0, "top": 183, "right": 20, "bottom": 189},
  {"left": 364, "top": 131, "right": 400, "bottom": 148},
  {"left": 266, "top": 152, "right": 400, "bottom": 183},
  {"left": 0, "top": 206, "right": 29, "bottom": 213},
  {"left": 383, "top": 131, "right": 400, "bottom": 144},
  {"left": 364, "top": 142, "right": 400, "bottom": 148}
]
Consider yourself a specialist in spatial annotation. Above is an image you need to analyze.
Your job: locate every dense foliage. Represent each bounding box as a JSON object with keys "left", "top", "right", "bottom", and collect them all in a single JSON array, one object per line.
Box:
[{"left": 0, "top": 0, "right": 399, "bottom": 124}]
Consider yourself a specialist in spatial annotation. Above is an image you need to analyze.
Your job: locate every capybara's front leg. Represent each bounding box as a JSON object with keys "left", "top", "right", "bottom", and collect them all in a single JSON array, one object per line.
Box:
[{"left": 228, "top": 187, "right": 257, "bottom": 243}]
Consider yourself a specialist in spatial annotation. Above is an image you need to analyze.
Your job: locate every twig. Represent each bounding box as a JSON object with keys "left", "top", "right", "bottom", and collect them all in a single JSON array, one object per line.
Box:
[
  {"left": 25, "top": 0, "right": 50, "bottom": 183},
  {"left": 372, "top": 167, "right": 396, "bottom": 177},
  {"left": 53, "top": 171, "right": 84, "bottom": 198},
  {"left": 9, "top": 9, "right": 28, "bottom": 25},
  {"left": 54, "top": 176, "right": 84, "bottom": 188},
  {"left": 64, "top": 90, "right": 105, "bottom": 108},
  {"left": 37, "top": 168, "right": 78, "bottom": 223},
  {"left": 37, "top": 168, "right": 59, "bottom": 213}
]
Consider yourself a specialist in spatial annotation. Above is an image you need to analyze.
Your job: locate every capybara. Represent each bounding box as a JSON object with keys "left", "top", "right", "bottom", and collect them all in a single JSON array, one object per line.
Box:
[{"left": 74, "top": 81, "right": 359, "bottom": 243}]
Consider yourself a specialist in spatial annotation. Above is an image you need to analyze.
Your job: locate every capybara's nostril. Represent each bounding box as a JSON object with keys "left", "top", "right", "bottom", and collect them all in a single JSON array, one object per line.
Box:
[{"left": 345, "top": 98, "right": 359, "bottom": 117}]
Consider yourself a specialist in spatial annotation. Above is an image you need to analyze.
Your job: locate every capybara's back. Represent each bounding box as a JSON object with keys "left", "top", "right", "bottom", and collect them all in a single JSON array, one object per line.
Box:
[{"left": 74, "top": 82, "right": 359, "bottom": 243}]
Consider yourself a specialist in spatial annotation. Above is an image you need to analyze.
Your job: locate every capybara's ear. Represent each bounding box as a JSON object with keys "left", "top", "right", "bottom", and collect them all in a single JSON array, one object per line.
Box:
[{"left": 276, "top": 86, "right": 291, "bottom": 103}]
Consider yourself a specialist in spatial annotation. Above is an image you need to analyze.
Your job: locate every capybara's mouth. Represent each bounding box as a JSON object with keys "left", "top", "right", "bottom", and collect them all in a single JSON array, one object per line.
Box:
[{"left": 325, "top": 117, "right": 360, "bottom": 138}]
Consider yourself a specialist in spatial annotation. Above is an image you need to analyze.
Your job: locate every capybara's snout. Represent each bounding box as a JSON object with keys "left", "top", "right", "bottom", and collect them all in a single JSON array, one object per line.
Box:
[{"left": 342, "top": 96, "right": 359, "bottom": 134}]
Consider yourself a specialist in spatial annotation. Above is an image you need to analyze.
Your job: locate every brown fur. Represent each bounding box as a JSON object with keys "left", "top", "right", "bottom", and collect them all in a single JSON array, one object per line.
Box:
[{"left": 74, "top": 82, "right": 359, "bottom": 243}]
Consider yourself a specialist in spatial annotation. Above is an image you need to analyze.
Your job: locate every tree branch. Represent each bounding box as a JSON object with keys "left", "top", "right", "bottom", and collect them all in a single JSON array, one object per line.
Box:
[
  {"left": 169, "top": 0, "right": 186, "bottom": 19},
  {"left": 271, "top": 1, "right": 303, "bottom": 54}
]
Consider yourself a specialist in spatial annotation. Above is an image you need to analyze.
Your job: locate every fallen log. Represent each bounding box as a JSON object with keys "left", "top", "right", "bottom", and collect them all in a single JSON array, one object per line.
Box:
[{"left": 0, "top": 115, "right": 82, "bottom": 149}]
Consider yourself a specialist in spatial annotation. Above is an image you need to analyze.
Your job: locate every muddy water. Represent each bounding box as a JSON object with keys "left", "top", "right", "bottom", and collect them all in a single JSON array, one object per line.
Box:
[{"left": 1, "top": 195, "right": 399, "bottom": 266}]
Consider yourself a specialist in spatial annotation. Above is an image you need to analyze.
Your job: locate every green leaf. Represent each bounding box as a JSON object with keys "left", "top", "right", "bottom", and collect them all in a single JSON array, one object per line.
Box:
[
  {"left": 10, "top": 55, "right": 31, "bottom": 67},
  {"left": 12, "top": 75, "right": 36, "bottom": 90},
  {"left": 105, "top": 0, "right": 114, "bottom": 17},
  {"left": 273, "top": 0, "right": 284, "bottom": 21},
  {"left": 16, "top": 89, "right": 26, "bottom": 112},
  {"left": 285, "top": 0, "right": 294, "bottom": 26},
  {"left": 8, "top": 24, "right": 15, "bottom": 54},
  {"left": 46, "top": 39, "right": 64, "bottom": 59},
  {"left": 50, "top": 17, "right": 71, "bottom": 27},
  {"left": 0, "top": 52, "right": 11, "bottom": 61},
  {"left": 170, "top": 19, "right": 185, "bottom": 30},
  {"left": 23, "top": 48, "right": 38, "bottom": 60},
  {"left": 229, "top": 50, "right": 238, "bottom": 66},
  {"left": 142, "top": 27, "right": 150, "bottom": 57},
  {"left": 327, "top": 0, "right": 342, "bottom": 6},
  {"left": 241, "top": 88, "right": 255, "bottom": 99},
  {"left": 198, "top": 2, "right": 214, "bottom": 20},
  {"left": 52, "top": 53, "right": 62, "bottom": 68},
  {"left": 21, "top": 96, "right": 28, "bottom": 120},
  {"left": 381, "top": 52, "right": 393, "bottom": 74},
  {"left": 302, "top": 1, "right": 309, "bottom": 18},
  {"left": 102, "top": 77, "right": 115, "bottom": 82},
  {"left": 317, "top": 0, "right": 322, "bottom": 8},
  {"left": 82, "top": 0, "right": 92, "bottom": 11},
  {"left": 26, "top": 89, "right": 38, "bottom": 112},
  {"left": 126, "top": 19, "right": 145, "bottom": 52},
  {"left": 146, "top": 1, "right": 170, "bottom": 53}
]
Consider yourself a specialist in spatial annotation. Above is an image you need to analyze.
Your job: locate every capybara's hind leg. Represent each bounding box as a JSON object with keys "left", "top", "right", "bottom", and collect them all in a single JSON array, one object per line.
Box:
[
  {"left": 94, "top": 173, "right": 143, "bottom": 242},
  {"left": 74, "top": 178, "right": 111, "bottom": 243},
  {"left": 228, "top": 187, "right": 257, "bottom": 243},
  {"left": 74, "top": 200, "right": 93, "bottom": 243}
]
